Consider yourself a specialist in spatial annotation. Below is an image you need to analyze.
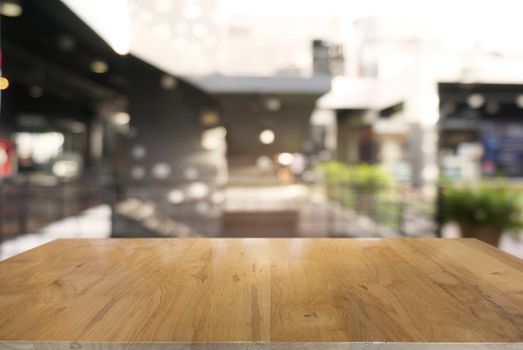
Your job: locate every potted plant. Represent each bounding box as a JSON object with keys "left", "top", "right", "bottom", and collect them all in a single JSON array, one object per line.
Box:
[{"left": 443, "top": 184, "right": 523, "bottom": 246}]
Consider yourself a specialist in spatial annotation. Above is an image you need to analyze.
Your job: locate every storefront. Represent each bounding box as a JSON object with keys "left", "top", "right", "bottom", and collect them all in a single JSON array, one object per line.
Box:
[{"left": 438, "top": 83, "right": 523, "bottom": 180}]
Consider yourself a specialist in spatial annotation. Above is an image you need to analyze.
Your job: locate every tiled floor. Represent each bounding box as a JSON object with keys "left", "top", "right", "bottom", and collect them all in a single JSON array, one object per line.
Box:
[
  {"left": 442, "top": 222, "right": 523, "bottom": 259},
  {"left": 1, "top": 203, "right": 523, "bottom": 261},
  {"left": 0, "top": 205, "right": 111, "bottom": 260}
]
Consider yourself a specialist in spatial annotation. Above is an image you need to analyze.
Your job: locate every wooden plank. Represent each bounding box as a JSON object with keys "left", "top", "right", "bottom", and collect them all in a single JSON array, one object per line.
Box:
[
  {"left": 0, "top": 238, "right": 522, "bottom": 349},
  {"left": 0, "top": 239, "right": 271, "bottom": 343}
]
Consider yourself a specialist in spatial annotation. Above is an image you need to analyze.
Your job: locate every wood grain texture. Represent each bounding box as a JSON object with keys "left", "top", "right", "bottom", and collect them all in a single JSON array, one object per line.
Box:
[{"left": 0, "top": 238, "right": 522, "bottom": 349}]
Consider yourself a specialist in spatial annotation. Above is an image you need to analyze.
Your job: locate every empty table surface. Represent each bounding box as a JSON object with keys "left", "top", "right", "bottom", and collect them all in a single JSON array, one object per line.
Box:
[{"left": 0, "top": 238, "right": 522, "bottom": 350}]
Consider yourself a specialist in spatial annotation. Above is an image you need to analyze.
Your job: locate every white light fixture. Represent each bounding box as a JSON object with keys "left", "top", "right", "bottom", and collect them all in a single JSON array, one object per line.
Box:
[
  {"left": 201, "top": 127, "right": 226, "bottom": 151},
  {"left": 167, "top": 189, "right": 185, "bottom": 204},
  {"left": 467, "top": 94, "right": 485, "bottom": 109},
  {"left": 112, "top": 112, "right": 130, "bottom": 125},
  {"left": 90, "top": 60, "right": 109, "bottom": 74},
  {"left": 152, "top": 163, "right": 171, "bottom": 179},
  {"left": 266, "top": 98, "right": 282, "bottom": 111},
  {"left": 160, "top": 75, "right": 177, "bottom": 90},
  {"left": 200, "top": 111, "right": 220, "bottom": 126},
  {"left": 52, "top": 160, "right": 80, "bottom": 178},
  {"left": 259, "top": 129, "right": 275, "bottom": 144},
  {"left": 516, "top": 94, "right": 523, "bottom": 108},
  {"left": 0, "top": 0, "right": 22, "bottom": 17},
  {"left": 187, "top": 182, "right": 209, "bottom": 199},
  {"left": 277, "top": 152, "right": 294, "bottom": 166}
]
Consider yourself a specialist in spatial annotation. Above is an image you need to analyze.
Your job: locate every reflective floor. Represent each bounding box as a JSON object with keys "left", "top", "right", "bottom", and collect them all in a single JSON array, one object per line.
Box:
[{"left": 1, "top": 203, "right": 522, "bottom": 261}]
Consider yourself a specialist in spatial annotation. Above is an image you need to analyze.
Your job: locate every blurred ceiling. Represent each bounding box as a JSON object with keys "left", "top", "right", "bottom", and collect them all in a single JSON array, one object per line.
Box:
[{"left": 61, "top": 0, "right": 523, "bottom": 78}]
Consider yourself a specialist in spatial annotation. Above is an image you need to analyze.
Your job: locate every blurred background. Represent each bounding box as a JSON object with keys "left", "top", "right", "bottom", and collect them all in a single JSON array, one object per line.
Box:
[{"left": 2, "top": 0, "right": 523, "bottom": 259}]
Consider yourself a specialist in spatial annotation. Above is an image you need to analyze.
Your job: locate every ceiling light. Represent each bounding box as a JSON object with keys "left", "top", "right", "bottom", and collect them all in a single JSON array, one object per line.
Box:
[
  {"left": 516, "top": 94, "right": 523, "bottom": 108},
  {"left": 187, "top": 182, "right": 209, "bottom": 199},
  {"left": 259, "top": 129, "right": 275, "bottom": 144},
  {"left": 111, "top": 42, "right": 129, "bottom": 56},
  {"left": 167, "top": 189, "right": 185, "bottom": 204},
  {"left": 112, "top": 112, "right": 130, "bottom": 125},
  {"left": 0, "top": 77, "right": 9, "bottom": 90},
  {"left": 52, "top": 160, "right": 80, "bottom": 178},
  {"left": 160, "top": 75, "right": 177, "bottom": 90},
  {"left": 152, "top": 162, "right": 171, "bottom": 179},
  {"left": 200, "top": 110, "right": 220, "bottom": 126},
  {"left": 277, "top": 152, "right": 294, "bottom": 166},
  {"left": 90, "top": 60, "right": 109, "bottom": 74},
  {"left": 266, "top": 98, "right": 282, "bottom": 111},
  {"left": 466, "top": 94, "right": 485, "bottom": 109},
  {"left": 0, "top": 0, "right": 22, "bottom": 17},
  {"left": 201, "top": 127, "right": 226, "bottom": 150}
]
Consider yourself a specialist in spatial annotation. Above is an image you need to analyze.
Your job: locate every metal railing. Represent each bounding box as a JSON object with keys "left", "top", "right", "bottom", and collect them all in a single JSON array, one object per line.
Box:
[
  {"left": 0, "top": 178, "right": 437, "bottom": 246},
  {"left": 322, "top": 183, "right": 436, "bottom": 237}
]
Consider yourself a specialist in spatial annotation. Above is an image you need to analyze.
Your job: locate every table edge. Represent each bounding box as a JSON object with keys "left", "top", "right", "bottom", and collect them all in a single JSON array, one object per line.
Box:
[{"left": 1, "top": 341, "right": 522, "bottom": 350}]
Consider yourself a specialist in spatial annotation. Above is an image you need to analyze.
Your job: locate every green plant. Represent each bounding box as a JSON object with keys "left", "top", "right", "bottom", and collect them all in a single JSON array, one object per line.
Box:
[
  {"left": 315, "top": 161, "right": 392, "bottom": 213},
  {"left": 315, "top": 161, "right": 351, "bottom": 184},
  {"left": 315, "top": 161, "right": 391, "bottom": 190},
  {"left": 349, "top": 163, "right": 391, "bottom": 191},
  {"left": 443, "top": 184, "right": 523, "bottom": 231}
]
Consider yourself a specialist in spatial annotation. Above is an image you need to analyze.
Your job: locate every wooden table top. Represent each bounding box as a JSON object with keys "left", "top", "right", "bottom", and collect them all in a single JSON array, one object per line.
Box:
[{"left": 1, "top": 238, "right": 522, "bottom": 350}]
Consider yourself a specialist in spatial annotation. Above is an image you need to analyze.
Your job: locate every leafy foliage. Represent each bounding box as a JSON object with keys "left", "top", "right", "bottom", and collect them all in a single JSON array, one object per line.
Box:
[
  {"left": 315, "top": 161, "right": 391, "bottom": 191},
  {"left": 443, "top": 184, "right": 523, "bottom": 230}
]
